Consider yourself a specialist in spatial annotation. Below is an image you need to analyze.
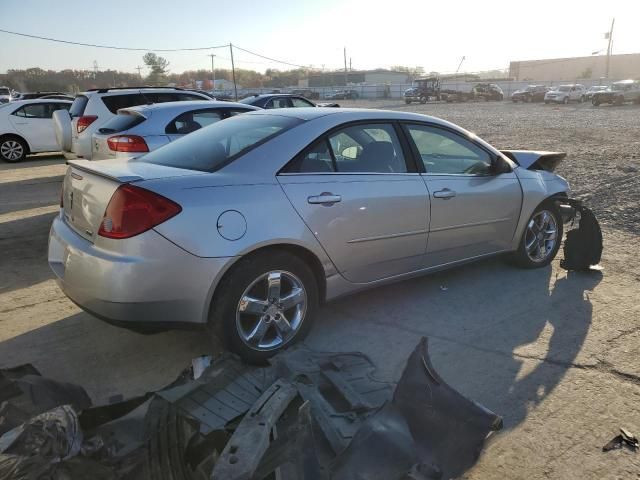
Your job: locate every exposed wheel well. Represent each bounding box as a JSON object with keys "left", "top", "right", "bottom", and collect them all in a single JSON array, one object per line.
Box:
[
  {"left": 0, "top": 134, "right": 31, "bottom": 155},
  {"left": 208, "top": 244, "right": 328, "bottom": 321}
]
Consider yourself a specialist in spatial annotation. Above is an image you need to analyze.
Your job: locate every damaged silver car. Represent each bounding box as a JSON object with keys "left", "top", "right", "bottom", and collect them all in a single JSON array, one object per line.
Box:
[{"left": 48, "top": 108, "right": 571, "bottom": 362}]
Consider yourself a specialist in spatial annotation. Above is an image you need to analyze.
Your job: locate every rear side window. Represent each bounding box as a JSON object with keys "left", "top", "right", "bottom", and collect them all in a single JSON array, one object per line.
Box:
[
  {"left": 98, "top": 113, "right": 146, "bottom": 134},
  {"left": 139, "top": 114, "right": 301, "bottom": 172},
  {"left": 165, "top": 109, "right": 222, "bottom": 134},
  {"left": 101, "top": 94, "right": 148, "bottom": 114},
  {"left": 69, "top": 95, "right": 88, "bottom": 117}
]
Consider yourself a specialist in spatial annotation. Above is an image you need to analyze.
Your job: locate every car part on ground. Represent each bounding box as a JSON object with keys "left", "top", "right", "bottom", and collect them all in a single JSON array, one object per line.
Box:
[
  {"left": 602, "top": 428, "right": 639, "bottom": 452},
  {"left": 0, "top": 337, "right": 502, "bottom": 480},
  {"left": 560, "top": 199, "right": 603, "bottom": 271},
  {"left": 52, "top": 87, "right": 213, "bottom": 160}
]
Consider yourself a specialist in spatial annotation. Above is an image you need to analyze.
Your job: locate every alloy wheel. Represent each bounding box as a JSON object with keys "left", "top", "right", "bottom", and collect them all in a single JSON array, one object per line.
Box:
[
  {"left": 525, "top": 210, "right": 558, "bottom": 263},
  {"left": 236, "top": 270, "right": 307, "bottom": 351},
  {"left": 1, "top": 140, "right": 23, "bottom": 161}
]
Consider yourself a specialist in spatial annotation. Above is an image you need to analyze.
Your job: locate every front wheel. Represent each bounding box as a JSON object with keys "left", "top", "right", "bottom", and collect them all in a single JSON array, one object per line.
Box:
[
  {"left": 420, "top": 96, "right": 427, "bottom": 104},
  {"left": 513, "top": 203, "right": 563, "bottom": 269},
  {"left": 592, "top": 97, "right": 600, "bottom": 106},
  {"left": 209, "top": 251, "right": 319, "bottom": 363},
  {"left": 563, "top": 97, "right": 569, "bottom": 104}
]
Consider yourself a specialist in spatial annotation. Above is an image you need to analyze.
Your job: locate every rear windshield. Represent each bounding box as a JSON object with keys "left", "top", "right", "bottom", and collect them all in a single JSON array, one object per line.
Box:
[
  {"left": 138, "top": 114, "right": 301, "bottom": 172},
  {"left": 98, "top": 112, "right": 146, "bottom": 134},
  {"left": 69, "top": 95, "right": 89, "bottom": 117},
  {"left": 101, "top": 92, "right": 206, "bottom": 114}
]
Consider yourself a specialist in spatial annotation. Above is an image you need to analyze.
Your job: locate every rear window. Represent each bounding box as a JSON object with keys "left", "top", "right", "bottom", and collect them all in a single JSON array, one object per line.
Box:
[
  {"left": 138, "top": 114, "right": 301, "bottom": 172},
  {"left": 101, "top": 94, "right": 149, "bottom": 114},
  {"left": 98, "top": 112, "right": 146, "bottom": 134},
  {"left": 69, "top": 95, "right": 89, "bottom": 117}
]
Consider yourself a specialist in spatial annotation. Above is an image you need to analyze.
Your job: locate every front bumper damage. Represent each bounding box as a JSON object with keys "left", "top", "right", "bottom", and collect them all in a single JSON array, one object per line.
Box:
[{"left": 0, "top": 338, "right": 502, "bottom": 480}]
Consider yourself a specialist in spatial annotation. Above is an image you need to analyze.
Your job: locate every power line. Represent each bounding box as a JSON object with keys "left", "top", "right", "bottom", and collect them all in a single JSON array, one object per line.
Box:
[
  {"left": 0, "top": 27, "right": 229, "bottom": 52},
  {"left": 233, "top": 44, "right": 312, "bottom": 69}
]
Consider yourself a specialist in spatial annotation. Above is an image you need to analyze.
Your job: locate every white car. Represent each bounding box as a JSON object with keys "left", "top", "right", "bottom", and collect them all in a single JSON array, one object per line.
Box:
[
  {"left": 91, "top": 101, "right": 259, "bottom": 160},
  {"left": 0, "top": 99, "right": 72, "bottom": 162},
  {"left": 544, "top": 84, "right": 586, "bottom": 104},
  {"left": 0, "top": 87, "right": 12, "bottom": 104},
  {"left": 52, "top": 87, "right": 212, "bottom": 161}
]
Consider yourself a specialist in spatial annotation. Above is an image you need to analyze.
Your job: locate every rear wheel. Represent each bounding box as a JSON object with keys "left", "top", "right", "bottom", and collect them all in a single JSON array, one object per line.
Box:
[
  {"left": 420, "top": 96, "right": 427, "bottom": 104},
  {"left": 0, "top": 136, "right": 27, "bottom": 163},
  {"left": 563, "top": 96, "right": 569, "bottom": 104},
  {"left": 592, "top": 97, "right": 600, "bottom": 106},
  {"left": 513, "top": 203, "right": 563, "bottom": 269},
  {"left": 209, "top": 251, "right": 319, "bottom": 363},
  {"left": 405, "top": 99, "right": 411, "bottom": 104}
]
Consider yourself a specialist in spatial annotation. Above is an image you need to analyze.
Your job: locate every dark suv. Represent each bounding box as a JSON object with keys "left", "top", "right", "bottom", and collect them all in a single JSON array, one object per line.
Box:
[{"left": 511, "top": 85, "right": 549, "bottom": 103}]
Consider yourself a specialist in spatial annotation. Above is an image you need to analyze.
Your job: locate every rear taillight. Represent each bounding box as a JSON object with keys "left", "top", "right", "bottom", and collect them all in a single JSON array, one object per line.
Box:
[
  {"left": 77, "top": 115, "right": 98, "bottom": 133},
  {"left": 98, "top": 185, "right": 181, "bottom": 239},
  {"left": 107, "top": 135, "right": 149, "bottom": 153}
]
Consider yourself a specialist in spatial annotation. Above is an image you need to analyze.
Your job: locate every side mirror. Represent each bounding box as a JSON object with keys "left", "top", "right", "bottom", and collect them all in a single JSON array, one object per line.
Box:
[{"left": 493, "top": 156, "right": 512, "bottom": 174}]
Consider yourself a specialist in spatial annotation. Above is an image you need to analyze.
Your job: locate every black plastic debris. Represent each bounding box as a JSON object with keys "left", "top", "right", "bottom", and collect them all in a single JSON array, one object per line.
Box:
[
  {"left": 602, "top": 428, "right": 639, "bottom": 452},
  {"left": 0, "top": 338, "right": 502, "bottom": 480},
  {"left": 560, "top": 199, "right": 603, "bottom": 271}
]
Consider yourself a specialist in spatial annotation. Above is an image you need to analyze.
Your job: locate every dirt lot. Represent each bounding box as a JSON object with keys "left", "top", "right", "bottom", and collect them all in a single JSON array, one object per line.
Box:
[{"left": 1, "top": 101, "right": 639, "bottom": 479}]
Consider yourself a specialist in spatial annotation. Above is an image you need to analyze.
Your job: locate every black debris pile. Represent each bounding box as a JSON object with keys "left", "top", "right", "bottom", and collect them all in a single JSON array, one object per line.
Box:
[
  {"left": 0, "top": 338, "right": 502, "bottom": 480},
  {"left": 560, "top": 199, "right": 603, "bottom": 271}
]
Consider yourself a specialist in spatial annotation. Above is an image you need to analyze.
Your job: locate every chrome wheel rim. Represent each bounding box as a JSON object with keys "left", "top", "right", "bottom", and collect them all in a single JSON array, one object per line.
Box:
[
  {"left": 1, "top": 140, "right": 23, "bottom": 161},
  {"left": 236, "top": 270, "right": 307, "bottom": 351},
  {"left": 525, "top": 210, "right": 558, "bottom": 262}
]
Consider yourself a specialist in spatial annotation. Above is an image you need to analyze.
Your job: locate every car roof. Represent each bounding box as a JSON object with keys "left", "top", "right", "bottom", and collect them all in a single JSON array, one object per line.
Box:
[
  {"left": 81, "top": 88, "right": 209, "bottom": 97},
  {"left": 245, "top": 107, "right": 455, "bottom": 127},
  {"left": 1, "top": 99, "right": 72, "bottom": 107},
  {"left": 119, "top": 100, "right": 256, "bottom": 115}
]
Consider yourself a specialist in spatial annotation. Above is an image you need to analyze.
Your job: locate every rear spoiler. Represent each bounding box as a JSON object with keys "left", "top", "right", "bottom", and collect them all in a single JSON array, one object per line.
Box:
[
  {"left": 501, "top": 150, "right": 566, "bottom": 172},
  {"left": 66, "top": 160, "right": 143, "bottom": 183}
]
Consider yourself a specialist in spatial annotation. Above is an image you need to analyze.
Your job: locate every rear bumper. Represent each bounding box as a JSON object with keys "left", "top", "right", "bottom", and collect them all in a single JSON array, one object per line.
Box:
[{"left": 48, "top": 213, "right": 233, "bottom": 326}]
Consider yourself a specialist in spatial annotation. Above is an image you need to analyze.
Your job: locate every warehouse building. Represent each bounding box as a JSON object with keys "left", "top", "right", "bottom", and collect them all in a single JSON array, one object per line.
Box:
[{"left": 509, "top": 53, "right": 640, "bottom": 81}]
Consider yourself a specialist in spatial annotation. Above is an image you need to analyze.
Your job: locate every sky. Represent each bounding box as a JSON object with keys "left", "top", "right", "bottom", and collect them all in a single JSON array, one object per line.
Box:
[{"left": 0, "top": 0, "right": 638, "bottom": 75}]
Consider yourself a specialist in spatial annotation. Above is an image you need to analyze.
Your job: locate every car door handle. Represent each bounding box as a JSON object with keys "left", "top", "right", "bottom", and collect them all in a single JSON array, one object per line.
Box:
[
  {"left": 308, "top": 193, "right": 342, "bottom": 205},
  {"left": 433, "top": 189, "right": 456, "bottom": 199}
]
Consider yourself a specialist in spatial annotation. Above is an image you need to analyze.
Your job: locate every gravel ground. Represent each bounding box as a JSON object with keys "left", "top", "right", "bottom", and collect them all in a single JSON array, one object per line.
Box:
[
  {"left": 1, "top": 102, "right": 639, "bottom": 479},
  {"left": 340, "top": 99, "right": 640, "bottom": 234}
]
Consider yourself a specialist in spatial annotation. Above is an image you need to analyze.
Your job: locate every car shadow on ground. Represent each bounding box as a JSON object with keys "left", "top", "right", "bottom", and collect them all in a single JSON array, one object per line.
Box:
[
  {"left": 306, "top": 256, "right": 603, "bottom": 432},
  {"left": 0, "top": 176, "right": 63, "bottom": 216},
  {"left": 0, "top": 254, "right": 602, "bottom": 435},
  {"left": 0, "top": 211, "right": 58, "bottom": 294}
]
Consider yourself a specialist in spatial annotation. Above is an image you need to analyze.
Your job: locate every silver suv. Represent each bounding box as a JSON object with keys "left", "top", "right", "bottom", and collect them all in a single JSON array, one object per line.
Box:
[{"left": 53, "top": 87, "right": 211, "bottom": 160}]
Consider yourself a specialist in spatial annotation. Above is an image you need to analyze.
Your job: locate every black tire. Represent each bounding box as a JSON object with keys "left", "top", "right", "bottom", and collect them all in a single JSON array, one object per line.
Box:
[
  {"left": 592, "top": 97, "right": 600, "bottom": 107},
  {"left": 615, "top": 95, "right": 624, "bottom": 106},
  {"left": 209, "top": 250, "right": 319, "bottom": 364},
  {"left": 420, "top": 96, "right": 427, "bottom": 104},
  {"left": 563, "top": 96, "right": 569, "bottom": 104},
  {"left": 512, "top": 99, "right": 518, "bottom": 103},
  {"left": 544, "top": 101, "right": 550, "bottom": 104},
  {"left": 0, "top": 136, "right": 27, "bottom": 163},
  {"left": 512, "top": 202, "right": 563, "bottom": 269},
  {"left": 405, "top": 99, "right": 411, "bottom": 104}
]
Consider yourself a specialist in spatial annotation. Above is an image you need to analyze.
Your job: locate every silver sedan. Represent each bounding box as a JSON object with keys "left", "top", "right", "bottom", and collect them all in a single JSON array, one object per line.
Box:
[{"left": 48, "top": 108, "right": 570, "bottom": 362}]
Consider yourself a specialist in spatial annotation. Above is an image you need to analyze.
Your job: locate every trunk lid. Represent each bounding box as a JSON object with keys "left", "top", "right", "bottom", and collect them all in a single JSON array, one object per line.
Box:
[{"left": 62, "top": 159, "right": 206, "bottom": 242}]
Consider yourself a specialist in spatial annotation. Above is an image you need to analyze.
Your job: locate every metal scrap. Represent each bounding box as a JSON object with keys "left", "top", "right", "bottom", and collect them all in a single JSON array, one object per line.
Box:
[{"left": 0, "top": 337, "right": 502, "bottom": 480}]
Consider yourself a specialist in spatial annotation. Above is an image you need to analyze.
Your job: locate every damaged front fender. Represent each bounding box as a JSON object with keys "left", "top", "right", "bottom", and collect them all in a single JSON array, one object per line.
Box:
[{"left": 501, "top": 150, "right": 566, "bottom": 172}]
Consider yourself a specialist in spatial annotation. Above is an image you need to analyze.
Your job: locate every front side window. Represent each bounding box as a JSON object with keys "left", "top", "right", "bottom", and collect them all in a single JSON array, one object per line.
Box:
[
  {"left": 13, "top": 103, "right": 65, "bottom": 118},
  {"left": 284, "top": 123, "right": 407, "bottom": 174},
  {"left": 291, "top": 97, "right": 314, "bottom": 108},
  {"left": 166, "top": 109, "right": 222, "bottom": 134},
  {"left": 140, "top": 114, "right": 301, "bottom": 172},
  {"left": 266, "top": 98, "right": 292, "bottom": 109},
  {"left": 405, "top": 124, "right": 492, "bottom": 175}
]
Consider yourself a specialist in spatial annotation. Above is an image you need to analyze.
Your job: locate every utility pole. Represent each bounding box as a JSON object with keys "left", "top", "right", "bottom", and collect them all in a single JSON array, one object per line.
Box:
[
  {"left": 343, "top": 47, "right": 348, "bottom": 86},
  {"left": 136, "top": 66, "right": 143, "bottom": 78},
  {"left": 605, "top": 18, "right": 615, "bottom": 79},
  {"left": 207, "top": 54, "right": 216, "bottom": 90},
  {"left": 455, "top": 56, "right": 466, "bottom": 75},
  {"left": 93, "top": 60, "right": 99, "bottom": 80},
  {"left": 229, "top": 43, "right": 238, "bottom": 101},
  {"left": 349, "top": 57, "right": 352, "bottom": 71}
]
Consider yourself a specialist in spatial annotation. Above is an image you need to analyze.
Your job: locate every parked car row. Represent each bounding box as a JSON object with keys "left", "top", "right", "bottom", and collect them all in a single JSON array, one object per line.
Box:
[{"left": 510, "top": 81, "right": 640, "bottom": 105}]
